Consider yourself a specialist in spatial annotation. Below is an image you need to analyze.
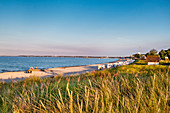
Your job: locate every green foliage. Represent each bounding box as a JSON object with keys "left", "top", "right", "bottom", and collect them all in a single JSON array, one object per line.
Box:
[
  {"left": 166, "top": 49, "right": 170, "bottom": 59},
  {"left": 159, "top": 50, "right": 167, "bottom": 60},
  {"left": 133, "top": 53, "right": 141, "bottom": 58},
  {"left": 146, "top": 49, "right": 158, "bottom": 56},
  {"left": 160, "top": 60, "right": 170, "bottom": 65},
  {"left": 0, "top": 65, "right": 169, "bottom": 112},
  {"left": 150, "top": 49, "right": 158, "bottom": 55},
  {"left": 134, "top": 60, "right": 147, "bottom": 65},
  {"left": 158, "top": 48, "right": 170, "bottom": 60}
]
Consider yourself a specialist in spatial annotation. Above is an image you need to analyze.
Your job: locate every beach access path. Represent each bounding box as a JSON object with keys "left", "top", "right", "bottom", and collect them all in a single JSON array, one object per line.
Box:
[{"left": 0, "top": 59, "right": 125, "bottom": 82}]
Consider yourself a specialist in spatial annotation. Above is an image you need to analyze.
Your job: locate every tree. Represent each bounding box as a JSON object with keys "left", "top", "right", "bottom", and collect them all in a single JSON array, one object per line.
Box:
[
  {"left": 146, "top": 49, "right": 158, "bottom": 56},
  {"left": 149, "top": 49, "right": 158, "bottom": 55},
  {"left": 134, "top": 53, "right": 141, "bottom": 58},
  {"left": 145, "top": 52, "right": 149, "bottom": 57},
  {"left": 166, "top": 49, "right": 170, "bottom": 59},
  {"left": 159, "top": 50, "right": 166, "bottom": 60}
]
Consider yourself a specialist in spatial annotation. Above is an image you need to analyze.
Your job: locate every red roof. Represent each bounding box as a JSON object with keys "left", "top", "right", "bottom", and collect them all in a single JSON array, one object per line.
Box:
[{"left": 146, "top": 55, "right": 160, "bottom": 62}]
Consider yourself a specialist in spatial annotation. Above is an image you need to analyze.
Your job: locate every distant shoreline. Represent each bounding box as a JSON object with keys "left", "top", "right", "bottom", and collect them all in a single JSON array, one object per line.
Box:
[{"left": 0, "top": 55, "right": 131, "bottom": 59}]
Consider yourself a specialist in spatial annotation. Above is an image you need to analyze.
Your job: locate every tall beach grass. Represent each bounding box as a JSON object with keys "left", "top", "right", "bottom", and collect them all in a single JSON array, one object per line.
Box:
[{"left": 0, "top": 65, "right": 169, "bottom": 112}]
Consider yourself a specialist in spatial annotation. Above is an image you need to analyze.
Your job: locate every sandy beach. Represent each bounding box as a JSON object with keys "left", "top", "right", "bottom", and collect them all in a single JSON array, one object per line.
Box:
[
  {"left": 0, "top": 59, "right": 133, "bottom": 82},
  {"left": 0, "top": 63, "right": 104, "bottom": 82}
]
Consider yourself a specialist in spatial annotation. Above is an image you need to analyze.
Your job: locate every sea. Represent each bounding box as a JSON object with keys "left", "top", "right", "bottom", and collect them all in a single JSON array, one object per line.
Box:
[{"left": 0, "top": 56, "right": 118, "bottom": 73}]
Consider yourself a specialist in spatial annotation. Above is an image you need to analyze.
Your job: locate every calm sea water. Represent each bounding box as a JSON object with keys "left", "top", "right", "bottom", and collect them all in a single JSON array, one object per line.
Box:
[{"left": 0, "top": 56, "right": 118, "bottom": 73}]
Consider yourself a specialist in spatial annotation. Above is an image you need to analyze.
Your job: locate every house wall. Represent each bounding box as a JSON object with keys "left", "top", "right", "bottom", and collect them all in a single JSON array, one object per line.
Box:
[{"left": 148, "top": 62, "right": 159, "bottom": 65}]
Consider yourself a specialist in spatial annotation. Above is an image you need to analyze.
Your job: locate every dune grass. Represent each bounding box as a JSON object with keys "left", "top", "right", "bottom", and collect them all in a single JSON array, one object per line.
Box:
[
  {"left": 134, "top": 59, "right": 147, "bottom": 65},
  {"left": 0, "top": 65, "right": 169, "bottom": 112}
]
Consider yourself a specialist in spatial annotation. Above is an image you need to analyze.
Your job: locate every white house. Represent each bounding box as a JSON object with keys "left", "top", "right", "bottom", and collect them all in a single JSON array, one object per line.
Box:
[{"left": 146, "top": 56, "right": 160, "bottom": 65}]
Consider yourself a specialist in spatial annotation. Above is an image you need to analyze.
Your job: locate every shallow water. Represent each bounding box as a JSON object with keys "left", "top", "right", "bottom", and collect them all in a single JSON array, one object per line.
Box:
[{"left": 0, "top": 56, "right": 118, "bottom": 73}]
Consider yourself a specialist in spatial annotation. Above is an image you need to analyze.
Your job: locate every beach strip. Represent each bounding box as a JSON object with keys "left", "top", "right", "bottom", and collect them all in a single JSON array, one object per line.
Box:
[{"left": 0, "top": 59, "right": 135, "bottom": 82}]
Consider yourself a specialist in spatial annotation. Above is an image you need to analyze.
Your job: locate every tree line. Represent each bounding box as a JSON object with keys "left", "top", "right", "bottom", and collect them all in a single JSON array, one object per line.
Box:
[
  {"left": 133, "top": 48, "right": 170, "bottom": 60},
  {"left": 159, "top": 49, "right": 170, "bottom": 60}
]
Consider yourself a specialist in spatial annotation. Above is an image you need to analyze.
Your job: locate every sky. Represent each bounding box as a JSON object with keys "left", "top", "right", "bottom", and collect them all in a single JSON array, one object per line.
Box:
[{"left": 0, "top": 0, "right": 170, "bottom": 56}]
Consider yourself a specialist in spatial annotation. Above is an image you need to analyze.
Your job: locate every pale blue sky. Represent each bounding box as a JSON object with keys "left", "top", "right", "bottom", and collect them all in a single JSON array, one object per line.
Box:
[{"left": 0, "top": 0, "right": 170, "bottom": 56}]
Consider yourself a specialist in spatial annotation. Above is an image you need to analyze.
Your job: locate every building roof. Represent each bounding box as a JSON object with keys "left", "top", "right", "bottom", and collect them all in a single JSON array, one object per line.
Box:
[{"left": 146, "top": 55, "right": 160, "bottom": 62}]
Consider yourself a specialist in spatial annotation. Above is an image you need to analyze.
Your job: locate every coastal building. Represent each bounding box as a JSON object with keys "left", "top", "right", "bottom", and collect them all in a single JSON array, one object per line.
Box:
[
  {"left": 146, "top": 55, "right": 160, "bottom": 65},
  {"left": 165, "top": 57, "right": 169, "bottom": 63},
  {"left": 165, "top": 57, "right": 169, "bottom": 59},
  {"left": 141, "top": 55, "right": 146, "bottom": 60},
  {"left": 137, "top": 52, "right": 141, "bottom": 55}
]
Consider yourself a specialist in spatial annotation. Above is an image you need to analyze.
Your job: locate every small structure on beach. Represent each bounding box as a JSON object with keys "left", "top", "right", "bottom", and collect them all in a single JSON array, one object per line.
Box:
[
  {"left": 146, "top": 55, "right": 160, "bottom": 65},
  {"left": 106, "top": 64, "right": 113, "bottom": 68},
  {"left": 98, "top": 65, "right": 105, "bottom": 70}
]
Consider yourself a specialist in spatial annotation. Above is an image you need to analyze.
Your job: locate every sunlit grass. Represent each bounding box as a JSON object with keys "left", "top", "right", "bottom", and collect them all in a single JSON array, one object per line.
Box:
[
  {"left": 134, "top": 59, "right": 147, "bottom": 65},
  {"left": 0, "top": 65, "right": 169, "bottom": 112},
  {"left": 160, "top": 60, "right": 170, "bottom": 65}
]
